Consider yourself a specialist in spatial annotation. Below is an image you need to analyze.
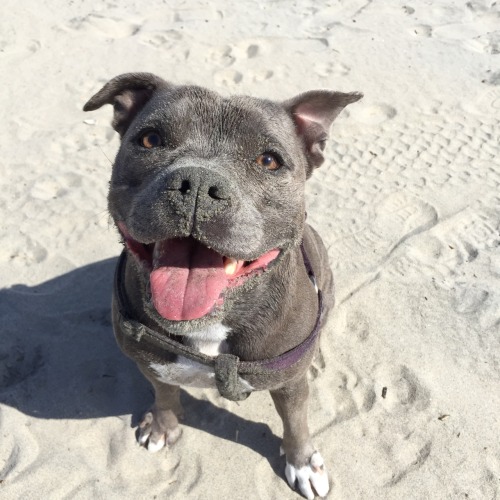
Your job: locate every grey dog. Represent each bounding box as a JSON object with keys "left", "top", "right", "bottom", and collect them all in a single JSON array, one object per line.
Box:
[{"left": 84, "top": 73, "right": 361, "bottom": 499}]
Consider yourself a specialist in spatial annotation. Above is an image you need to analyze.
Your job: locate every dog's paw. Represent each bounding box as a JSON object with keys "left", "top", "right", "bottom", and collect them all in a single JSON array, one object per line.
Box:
[
  {"left": 137, "top": 410, "right": 182, "bottom": 453},
  {"left": 285, "top": 451, "right": 329, "bottom": 499}
]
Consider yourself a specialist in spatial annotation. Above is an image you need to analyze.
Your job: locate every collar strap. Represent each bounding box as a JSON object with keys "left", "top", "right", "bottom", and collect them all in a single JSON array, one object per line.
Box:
[{"left": 115, "top": 243, "right": 323, "bottom": 401}]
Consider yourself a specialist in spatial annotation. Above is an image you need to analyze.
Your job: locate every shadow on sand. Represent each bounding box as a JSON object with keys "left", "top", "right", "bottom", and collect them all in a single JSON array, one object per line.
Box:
[{"left": 0, "top": 258, "right": 281, "bottom": 471}]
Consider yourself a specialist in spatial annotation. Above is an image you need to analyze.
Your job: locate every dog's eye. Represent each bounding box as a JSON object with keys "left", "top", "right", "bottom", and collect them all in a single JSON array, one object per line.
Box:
[
  {"left": 256, "top": 152, "right": 282, "bottom": 171},
  {"left": 140, "top": 131, "right": 162, "bottom": 149}
]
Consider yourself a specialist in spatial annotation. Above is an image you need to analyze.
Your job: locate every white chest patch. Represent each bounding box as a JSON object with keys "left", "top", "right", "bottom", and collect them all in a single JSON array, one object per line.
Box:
[
  {"left": 149, "top": 323, "right": 254, "bottom": 391},
  {"left": 183, "top": 322, "right": 231, "bottom": 356}
]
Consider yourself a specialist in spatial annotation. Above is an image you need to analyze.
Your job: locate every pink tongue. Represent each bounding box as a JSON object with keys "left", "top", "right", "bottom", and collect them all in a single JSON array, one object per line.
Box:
[{"left": 150, "top": 238, "right": 228, "bottom": 321}]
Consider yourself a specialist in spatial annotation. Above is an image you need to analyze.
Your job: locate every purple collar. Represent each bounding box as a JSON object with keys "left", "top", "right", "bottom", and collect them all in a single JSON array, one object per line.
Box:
[{"left": 115, "top": 243, "right": 323, "bottom": 401}]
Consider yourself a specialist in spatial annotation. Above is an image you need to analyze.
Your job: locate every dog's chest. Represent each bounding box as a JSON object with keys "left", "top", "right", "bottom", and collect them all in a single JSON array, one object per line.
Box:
[{"left": 149, "top": 323, "right": 252, "bottom": 390}]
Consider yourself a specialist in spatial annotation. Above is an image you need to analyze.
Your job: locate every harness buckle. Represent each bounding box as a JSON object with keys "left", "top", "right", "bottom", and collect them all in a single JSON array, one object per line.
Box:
[{"left": 214, "top": 354, "right": 251, "bottom": 402}]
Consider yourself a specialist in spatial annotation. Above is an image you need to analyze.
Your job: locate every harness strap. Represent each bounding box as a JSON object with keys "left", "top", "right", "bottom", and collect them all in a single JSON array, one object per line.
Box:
[{"left": 115, "top": 243, "right": 323, "bottom": 401}]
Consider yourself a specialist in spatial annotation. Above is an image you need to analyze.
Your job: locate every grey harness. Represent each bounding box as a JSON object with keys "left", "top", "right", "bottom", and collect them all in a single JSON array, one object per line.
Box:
[{"left": 115, "top": 245, "right": 323, "bottom": 401}]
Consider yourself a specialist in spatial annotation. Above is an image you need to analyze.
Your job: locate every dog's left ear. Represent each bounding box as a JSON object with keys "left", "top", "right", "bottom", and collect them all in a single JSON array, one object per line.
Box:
[{"left": 283, "top": 90, "right": 362, "bottom": 174}]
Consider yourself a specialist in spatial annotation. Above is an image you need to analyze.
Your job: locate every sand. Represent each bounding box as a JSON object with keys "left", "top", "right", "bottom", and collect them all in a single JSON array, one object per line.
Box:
[{"left": 1, "top": 0, "right": 499, "bottom": 498}]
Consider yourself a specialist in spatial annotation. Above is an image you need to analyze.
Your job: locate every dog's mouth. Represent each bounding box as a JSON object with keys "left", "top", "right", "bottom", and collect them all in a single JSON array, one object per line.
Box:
[{"left": 117, "top": 223, "right": 280, "bottom": 321}]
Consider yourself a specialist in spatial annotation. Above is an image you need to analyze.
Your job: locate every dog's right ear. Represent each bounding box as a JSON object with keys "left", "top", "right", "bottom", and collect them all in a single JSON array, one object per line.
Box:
[{"left": 83, "top": 73, "right": 170, "bottom": 136}]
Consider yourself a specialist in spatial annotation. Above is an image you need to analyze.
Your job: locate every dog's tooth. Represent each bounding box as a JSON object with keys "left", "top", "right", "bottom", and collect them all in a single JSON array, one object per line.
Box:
[
  {"left": 152, "top": 242, "right": 161, "bottom": 266},
  {"left": 224, "top": 258, "right": 239, "bottom": 275}
]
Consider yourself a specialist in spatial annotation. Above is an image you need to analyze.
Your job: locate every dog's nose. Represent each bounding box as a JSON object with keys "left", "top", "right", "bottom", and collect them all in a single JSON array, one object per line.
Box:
[
  {"left": 170, "top": 169, "right": 231, "bottom": 200},
  {"left": 165, "top": 166, "right": 232, "bottom": 216}
]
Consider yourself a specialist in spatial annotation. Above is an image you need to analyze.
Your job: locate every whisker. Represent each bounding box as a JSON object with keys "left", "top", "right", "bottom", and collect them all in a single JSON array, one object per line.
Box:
[
  {"left": 82, "top": 210, "right": 113, "bottom": 227},
  {"left": 99, "top": 145, "right": 113, "bottom": 167}
]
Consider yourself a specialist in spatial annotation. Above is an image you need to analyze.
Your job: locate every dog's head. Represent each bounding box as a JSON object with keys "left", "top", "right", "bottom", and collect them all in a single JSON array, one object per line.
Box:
[{"left": 84, "top": 73, "right": 361, "bottom": 326}]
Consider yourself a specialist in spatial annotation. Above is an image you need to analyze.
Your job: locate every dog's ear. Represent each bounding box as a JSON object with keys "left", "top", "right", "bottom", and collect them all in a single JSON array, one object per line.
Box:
[
  {"left": 83, "top": 73, "right": 170, "bottom": 136},
  {"left": 283, "top": 90, "right": 362, "bottom": 174}
]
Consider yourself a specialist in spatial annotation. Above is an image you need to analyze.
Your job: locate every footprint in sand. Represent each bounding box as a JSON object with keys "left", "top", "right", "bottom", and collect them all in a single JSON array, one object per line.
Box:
[
  {"left": 389, "top": 203, "right": 500, "bottom": 319},
  {"left": 314, "top": 364, "right": 376, "bottom": 427},
  {"left": 377, "top": 433, "right": 432, "bottom": 487},
  {"left": 308, "top": 347, "right": 326, "bottom": 380},
  {"left": 30, "top": 174, "right": 76, "bottom": 201},
  {"left": 0, "top": 342, "right": 43, "bottom": 482},
  {"left": 465, "top": 31, "right": 500, "bottom": 54},
  {"left": 231, "top": 39, "right": 267, "bottom": 60},
  {"left": 139, "top": 30, "right": 183, "bottom": 50},
  {"left": 490, "top": 254, "right": 500, "bottom": 277},
  {"left": 430, "top": 4, "right": 500, "bottom": 54},
  {"left": 0, "top": 423, "right": 40, "bottom": 483},
  {"left": 373, "top": 364, "right": 431, "bottom": 413},
  {"left": 410, "top": 24, "right": 433, "bottom": 37},
  {"left": 210, "top": 41, "right": 276, "bottom": 83},
  {"left": 1, "top": 235, "right": 48, "bottom": 266},
  {"left": 203, "top": 45, "right": 236, "bottom": 68},
  {"left": 329, "top": 192, "right": 438, "bottom": 272},
  {"left": 249, "top": 69, "right": 274, "bottom": 83},
  {"left": 467, "top": 87, "right": 500, "bottom": 115},
  {"left": 451, "top": 281, "right": 500, "bottom": 330},
  {"left": 483, "top": 70, "right": 500, "bottom": 86},
  {"left": 345, "top": 309, "right": 370, "bottom": 341},
  {"left": 348, "top": 364, "right": 434, "bottom": 486},
  {"left": 173, "top": 7, "right": 222, "bottom": 22},
  {"left": 0, "top": 343, "right": 44, "bottom": 390},
  {"left": 246, "top": 44, "right": 259, "bottom": 58},
  {"left": 309, "top": 315, "right": 435, "bottom": 487},
  {"left": 67, "top": 13, "right": 141, "bottom": 38},
  {"left": 350, "top": 103, "right": 397, "bottom": 125},
  {"left": 453, "top": 285, "right": 489, "bottom": 314},
  {"left": 213, "top": 69, "right": 243, "bottom": 87},
  {"left": 313, "top": 61, "right": 351, "bottom": 78}
]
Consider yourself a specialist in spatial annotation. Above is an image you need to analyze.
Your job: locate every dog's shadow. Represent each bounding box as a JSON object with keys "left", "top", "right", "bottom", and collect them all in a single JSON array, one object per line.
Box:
[{"left": 0, "top": 258, "right": 281, "bottom": 473}]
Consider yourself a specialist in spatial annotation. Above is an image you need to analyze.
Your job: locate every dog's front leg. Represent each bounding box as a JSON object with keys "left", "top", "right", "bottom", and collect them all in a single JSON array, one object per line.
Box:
[
  {"left": 271, "top": 376, "right": 329, "bottom": 499},
  {"left": 136, "top": 365, "right": 184, "bottom": 452}
]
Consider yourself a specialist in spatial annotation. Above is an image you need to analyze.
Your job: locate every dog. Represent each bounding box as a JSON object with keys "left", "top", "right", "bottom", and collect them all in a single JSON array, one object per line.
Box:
[{"left": 84, "top": 73, "right": 361, "bottom": 499}]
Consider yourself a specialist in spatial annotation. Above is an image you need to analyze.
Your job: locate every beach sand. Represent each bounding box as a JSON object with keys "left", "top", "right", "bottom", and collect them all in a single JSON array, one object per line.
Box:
[{"left": 1, "top": 0, "right": 499, "bottom": 498}]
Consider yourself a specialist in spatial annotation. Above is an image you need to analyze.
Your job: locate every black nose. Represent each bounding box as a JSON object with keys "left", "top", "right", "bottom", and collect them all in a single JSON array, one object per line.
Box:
[{"left": 165, "top": 166, "right": 232, "bottom": 217}]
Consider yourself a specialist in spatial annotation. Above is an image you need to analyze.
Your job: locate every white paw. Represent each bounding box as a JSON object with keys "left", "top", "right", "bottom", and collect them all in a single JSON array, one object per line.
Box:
[
  {"left": 142, "top": 433, "right": 166, "bottom": 453},
  {"left": 285, "top": 451, "right": 329, "bottom": 499},
  {"left": 137, "top": 411, "right": 182, "bottom": 453}
]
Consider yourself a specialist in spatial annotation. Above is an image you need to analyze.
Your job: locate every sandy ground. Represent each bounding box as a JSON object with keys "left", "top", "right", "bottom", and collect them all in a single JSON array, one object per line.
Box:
[{"left": 1, "top": 0, "right": 499, "bottom": 498}]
